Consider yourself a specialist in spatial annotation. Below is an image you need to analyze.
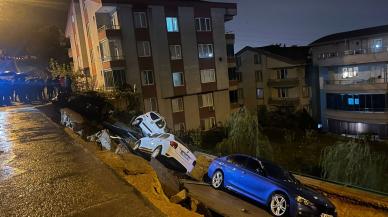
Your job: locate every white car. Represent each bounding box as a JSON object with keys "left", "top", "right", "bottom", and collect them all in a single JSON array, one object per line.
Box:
[
  {"left": 134, "top": 133, "right": 197, "bottom": 173},
  {"left": 132, "top": 112, "right": 167, "bottom": 136}
]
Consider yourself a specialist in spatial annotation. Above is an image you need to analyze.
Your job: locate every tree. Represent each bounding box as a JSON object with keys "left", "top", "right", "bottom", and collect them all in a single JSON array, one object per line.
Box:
[
  {"left": 217, "top": 108, "right": 273, "bottom": 159},
  {"left": 320, "top": 138, "right": 388, "bottom": 192}
]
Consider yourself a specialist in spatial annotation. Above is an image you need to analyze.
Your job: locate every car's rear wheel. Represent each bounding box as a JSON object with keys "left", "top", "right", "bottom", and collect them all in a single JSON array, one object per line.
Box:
[
  {"left": 211, "top": 170, "right": 224, "bottom": 189},
  {"left": 151, "top": 146, "right": 161, "bottom": 158},
  {"left": 269, "top": 193, "right": 288, "bottom": 217}
]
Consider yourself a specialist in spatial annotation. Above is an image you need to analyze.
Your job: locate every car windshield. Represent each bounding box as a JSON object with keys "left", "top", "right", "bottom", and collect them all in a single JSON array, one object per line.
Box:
[
  {"left": 150, "top": 112, "right": 160, "bottom": 120},
  {"left": 262, "top": 161, "right": 297, "bottom": 183},
  {"left": 158, "top": 134, "right": 170, "bottom": 139}
]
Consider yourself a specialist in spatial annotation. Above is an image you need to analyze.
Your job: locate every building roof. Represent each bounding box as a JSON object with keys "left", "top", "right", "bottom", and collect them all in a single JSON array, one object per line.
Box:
[
  {"left": 310, "top": 24, "right": 388, "bottom": 46},
  {"left": 236, "top": 45, "right": 309, "bottom": 65}
]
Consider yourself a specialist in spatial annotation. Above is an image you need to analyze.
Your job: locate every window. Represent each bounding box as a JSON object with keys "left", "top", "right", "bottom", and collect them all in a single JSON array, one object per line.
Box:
[
  {"left": 172, "top": 72, "right": 184, "bottom": 87},
  {"left": 137, "top": 41, "right": 151, "bottom": 57},
  {"left": 142, "top": 70, "right": 154, "bottom": 86},
  {"left": 254, "top": 54, "right": 261, "bottom": 64},
  {"left": 302, "top": 86, "right": 310, "bottom": 97},
  {"left": 277, "top": 69, "right": 288, "bottom": 79},
  {"left": 371, "top": 38, "right": 383, "bottom": 51},
  {"left": 198, "top": 44, "right": 214, "bottom": 58},
  {"left": 342, "top": 67, "right": 358, "bottom": 78},
  {"left": 169, "top": 45, "right": 182, "bottom": 60},
  {"left": 104, "top": 70, "right": 126, "bottom": 88},
  {"left": 228, "top": 68, "right": 237, "bottom": 81},
  {"left": 278, "top": 88, "right": 289, "bottom": 98},
  {"left": 195, "top": 18, "right": 212, "bottom": 32},
  {"left": 200, "top": 69, "right": 216, "bottom": 83},
  {"left": 236, "top": 56, "right": 242, "bottom": 67},
  {"left": 166, "top": 17, "right": 179, "bottom": 32},
  {"left": 227, "top": 44, "right": 234, "bottom": 57},
  {"left": 172, "top": 98, "right": 184, "bottom": 113},
  {"left": 99, "top": 39, "right": 123, "bottom": 61},
  {"left": 245, "top": 158, "right": 262, "bottom": 173},
  {"left": 226, "top": 155, "right": 246, "bottom": 167},
  {"left": 144, "top": 98, "right": 158, "bottom": 111},
  {"left": 256, "top": 88, "right": 264, "bottom": 99},
  {"left": 199, "top": 93, "right": 214, "bottom": 108},
  {"left": 229, "top": 90, "right": 238, "bottom": 104},
  {"left": 134, "top": 12, "right": 147, "bottom": 28},
  {"left": 200, "top": 117, "right": 216, "bottom": 130},
  {"left": 174, "top": 122, "right": 186, "bottom": 132},
  {"left": 256, "top": 70, "right": 263, "bottom": 82}
]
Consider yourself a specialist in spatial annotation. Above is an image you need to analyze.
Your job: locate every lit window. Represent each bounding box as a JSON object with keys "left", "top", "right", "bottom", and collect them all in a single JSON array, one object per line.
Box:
[
  {"left": 200, "top": 69, "right": 216, "bottom": 83},
  {"left": 256, "top": 88, "right": 264, "bottom": 99},
  {"left": 172, "top": 98, "right": 184, "bottom": 113},
  {"left": 172, "top": 72, "right": 184, "bottom": 87},
  {"left": 169, "top": 45, "right": 182, "bottom": 60},
  {"left": 137, "top": 41, "right": 151, "bottom": 57},
  {"left": 104, "top": 70, "right": 126, "bottom": 88},
  {"left": 134, "top": 12, "right": 147, "bottom": 28},
  {"left": 198, "top": 44, "right": 214, "bottom": 58},
  {"left": 144, "top": 98, "right": 158, "bottom": 112},
  {"left": 372, "top": 38, "right": 383, "bottom": 49},
  {"left": 342, "top": 67, "right": 358, "bottom": 78},
  {"left": 195, "top": 18, "right": 212, "bottom": 32},
  {"left": 199, "top": 93, "right": 214, "bottom": 108},
  {"left": 142, "top": 70, "right": 154, "bottom": 86},
  {"left": 166, "top": 17, "right": 179, "bottom": 32}
]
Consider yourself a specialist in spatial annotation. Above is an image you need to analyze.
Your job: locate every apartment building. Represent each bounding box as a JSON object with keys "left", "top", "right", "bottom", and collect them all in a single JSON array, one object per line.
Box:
[
  {"left": 66, "top": 0, "right": 237, "bottom": 131},
  {"left": 310, "top": 25, "right": 388, "bottom": 138},
  {"left": 235, "top": 45, "right": 311, "bottom": 114}
]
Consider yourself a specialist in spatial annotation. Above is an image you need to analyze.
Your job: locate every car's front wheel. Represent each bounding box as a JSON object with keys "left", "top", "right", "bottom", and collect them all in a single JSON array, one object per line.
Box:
[
  {"left": 269, "top": 193, "right": 289, "bottom": 216},
  {"left": 211, "top": 170, "right": 224, "bottom": 189},
  {"left": 151, "top": 146, "right": 161, "bottom": 158}
]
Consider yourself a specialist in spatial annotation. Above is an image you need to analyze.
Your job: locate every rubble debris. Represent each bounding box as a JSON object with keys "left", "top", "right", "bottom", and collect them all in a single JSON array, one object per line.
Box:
[
  {"left": 60, "top": 108, "right": 84, "bottom": 135},
  {"left": 115, "top": 141, "right": 130, "bottom": 154},
  {"left": 190, "top": 152, "right": 215, "bottom": 181},
  {"left": 170, "top": 189, "right": 188, "bottom": 204},
  {"left": 87, "top": 129, "right": 112, "bottom": 150}
]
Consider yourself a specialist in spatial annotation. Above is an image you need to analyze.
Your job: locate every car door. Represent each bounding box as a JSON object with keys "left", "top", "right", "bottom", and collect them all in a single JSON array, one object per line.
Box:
[
  {"left": 240, "top": 158, "right": 275, "bottom": 203},
  {"left": 223, "top": 155, "right": 246, "bottom": 190}
]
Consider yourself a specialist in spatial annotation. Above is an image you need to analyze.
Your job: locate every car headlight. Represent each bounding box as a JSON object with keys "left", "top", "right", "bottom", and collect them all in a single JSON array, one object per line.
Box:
[{"left": 296, "top": 196, "right": 314, "bottom": 207}]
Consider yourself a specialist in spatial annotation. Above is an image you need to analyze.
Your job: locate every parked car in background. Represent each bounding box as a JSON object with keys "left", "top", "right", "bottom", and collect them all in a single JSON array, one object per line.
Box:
[
  {"left": 134, "top": 133, "right": 197, "bottom": 173},
  {"left": 132, "top": 112, "right": 166, "bottom": 136},
  {"left": 208, "top": 154, "right": 336, "bottom": 217}
]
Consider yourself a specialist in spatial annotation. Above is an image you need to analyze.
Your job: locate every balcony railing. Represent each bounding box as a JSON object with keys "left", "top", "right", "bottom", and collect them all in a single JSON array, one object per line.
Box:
[
  {"left": 318, "top": 47, "right": 388, "bottom": 60},
  {"left": 101, "top": 55, "right": 125, "bottom": 62},
  {"left": 268, "top": 97, "right": 300, "bottom": 106},
  {"left": 98, "top": 24, "right": 121, "bottom": 32},
  {"left": 267, "top": 78, "right": 299, "bottom": 87},
  {"left": 325, "top": 78, "right": 387, "bottom": 85}
]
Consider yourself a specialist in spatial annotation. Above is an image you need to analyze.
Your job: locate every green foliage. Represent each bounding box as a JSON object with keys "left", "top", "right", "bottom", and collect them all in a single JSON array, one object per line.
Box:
[
  {"left": 217, "top": 108, "right": 273, "bottom": 159},
  {"left": 48, "top": 58, "right": 73, "bottom": 77},
  {"left": 320, "top": 139, "right": 388, "bottom": 192},
  {"left": 284, "top": 129, "right": 297, "bottom": 145}
]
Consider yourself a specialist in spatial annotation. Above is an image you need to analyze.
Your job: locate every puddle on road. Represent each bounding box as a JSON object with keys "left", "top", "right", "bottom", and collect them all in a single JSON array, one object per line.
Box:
[{"left": 0, "top": 111, "right": 25, "bottom": 180}]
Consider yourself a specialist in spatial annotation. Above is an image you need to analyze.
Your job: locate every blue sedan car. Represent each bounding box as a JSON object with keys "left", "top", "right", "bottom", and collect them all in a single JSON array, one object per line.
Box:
[{"left": 208, "top": 154, "right": 336, "bottom": 217}]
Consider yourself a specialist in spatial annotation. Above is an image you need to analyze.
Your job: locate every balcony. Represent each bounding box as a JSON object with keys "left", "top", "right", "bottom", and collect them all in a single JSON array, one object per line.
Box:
[
  {"left": 98, "top": 25, "right": 121, "bottom": 41},
  {"left": 325, "top": 79, "right": 388, "bottom": 93},
  {"left": 268, "top": 97, "right": 300, "bottom": 107},
  {"left": 101, "top": 55, "right": 126, "bottom": 69},
  {"left": 316, "top": 47, "right": 388, "bottom": 66},
  {"left": 267, "top": 78, "right": 299, "bottom": 87}
]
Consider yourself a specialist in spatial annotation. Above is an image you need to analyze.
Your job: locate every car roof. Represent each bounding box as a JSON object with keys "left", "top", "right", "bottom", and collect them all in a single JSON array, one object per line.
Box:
[{"left": 228, "top": 154, "right": 275, "bottom": 166}]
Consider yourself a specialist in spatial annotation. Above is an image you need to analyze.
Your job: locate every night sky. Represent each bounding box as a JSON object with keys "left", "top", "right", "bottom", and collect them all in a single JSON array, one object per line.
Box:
[{"left": 1, "top": 0, "right": 388, "bottom": 52}]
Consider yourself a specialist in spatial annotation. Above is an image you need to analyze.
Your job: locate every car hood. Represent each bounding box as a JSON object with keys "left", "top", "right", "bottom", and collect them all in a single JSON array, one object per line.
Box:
[{"left": 272, "top": 178, "right": 335, "bottom": 209}]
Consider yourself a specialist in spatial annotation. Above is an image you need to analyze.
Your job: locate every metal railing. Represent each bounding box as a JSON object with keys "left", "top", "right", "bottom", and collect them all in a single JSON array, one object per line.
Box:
[
  {"left": 318, "top": 47, "right": 388, "bottom": 60},
  {"left": 98, "top": 24, "right": 121, "bottom": 32},
  {"left": 325, "top": 78, "right": 387, "bottom": 85},
  {"left": 101, "top": 55, "right": 125, "bottom": 62}
]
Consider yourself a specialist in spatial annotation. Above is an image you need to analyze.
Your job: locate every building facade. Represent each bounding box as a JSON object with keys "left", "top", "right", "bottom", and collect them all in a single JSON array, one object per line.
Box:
[
  {"left": 66, "top": 0, "right": 237, "bottom": 131},
  {"left": 235, "top": 45, "right": 311, "bottom": 114},
  {"left": 310, "top": 25, "right": 388, "bottom": 138}
]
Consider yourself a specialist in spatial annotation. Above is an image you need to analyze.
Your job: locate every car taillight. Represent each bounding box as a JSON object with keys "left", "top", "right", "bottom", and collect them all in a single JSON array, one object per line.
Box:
[{"left": 170, "top": 141, "right": 178, "bottom": 149}]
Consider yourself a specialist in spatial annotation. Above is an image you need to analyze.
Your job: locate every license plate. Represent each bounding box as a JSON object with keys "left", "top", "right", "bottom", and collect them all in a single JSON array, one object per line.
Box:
[
  {"left": 321, "top": 214, "right": 333, "bottom": 217},
  {"left": 180, "top": 150, "right": 190, "bottom": 160}
]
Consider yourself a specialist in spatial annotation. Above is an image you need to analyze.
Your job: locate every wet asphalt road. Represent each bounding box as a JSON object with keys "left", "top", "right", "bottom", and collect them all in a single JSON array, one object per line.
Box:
[{"left": 0, "top": 106, "right": 164, "bottom": 217}]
